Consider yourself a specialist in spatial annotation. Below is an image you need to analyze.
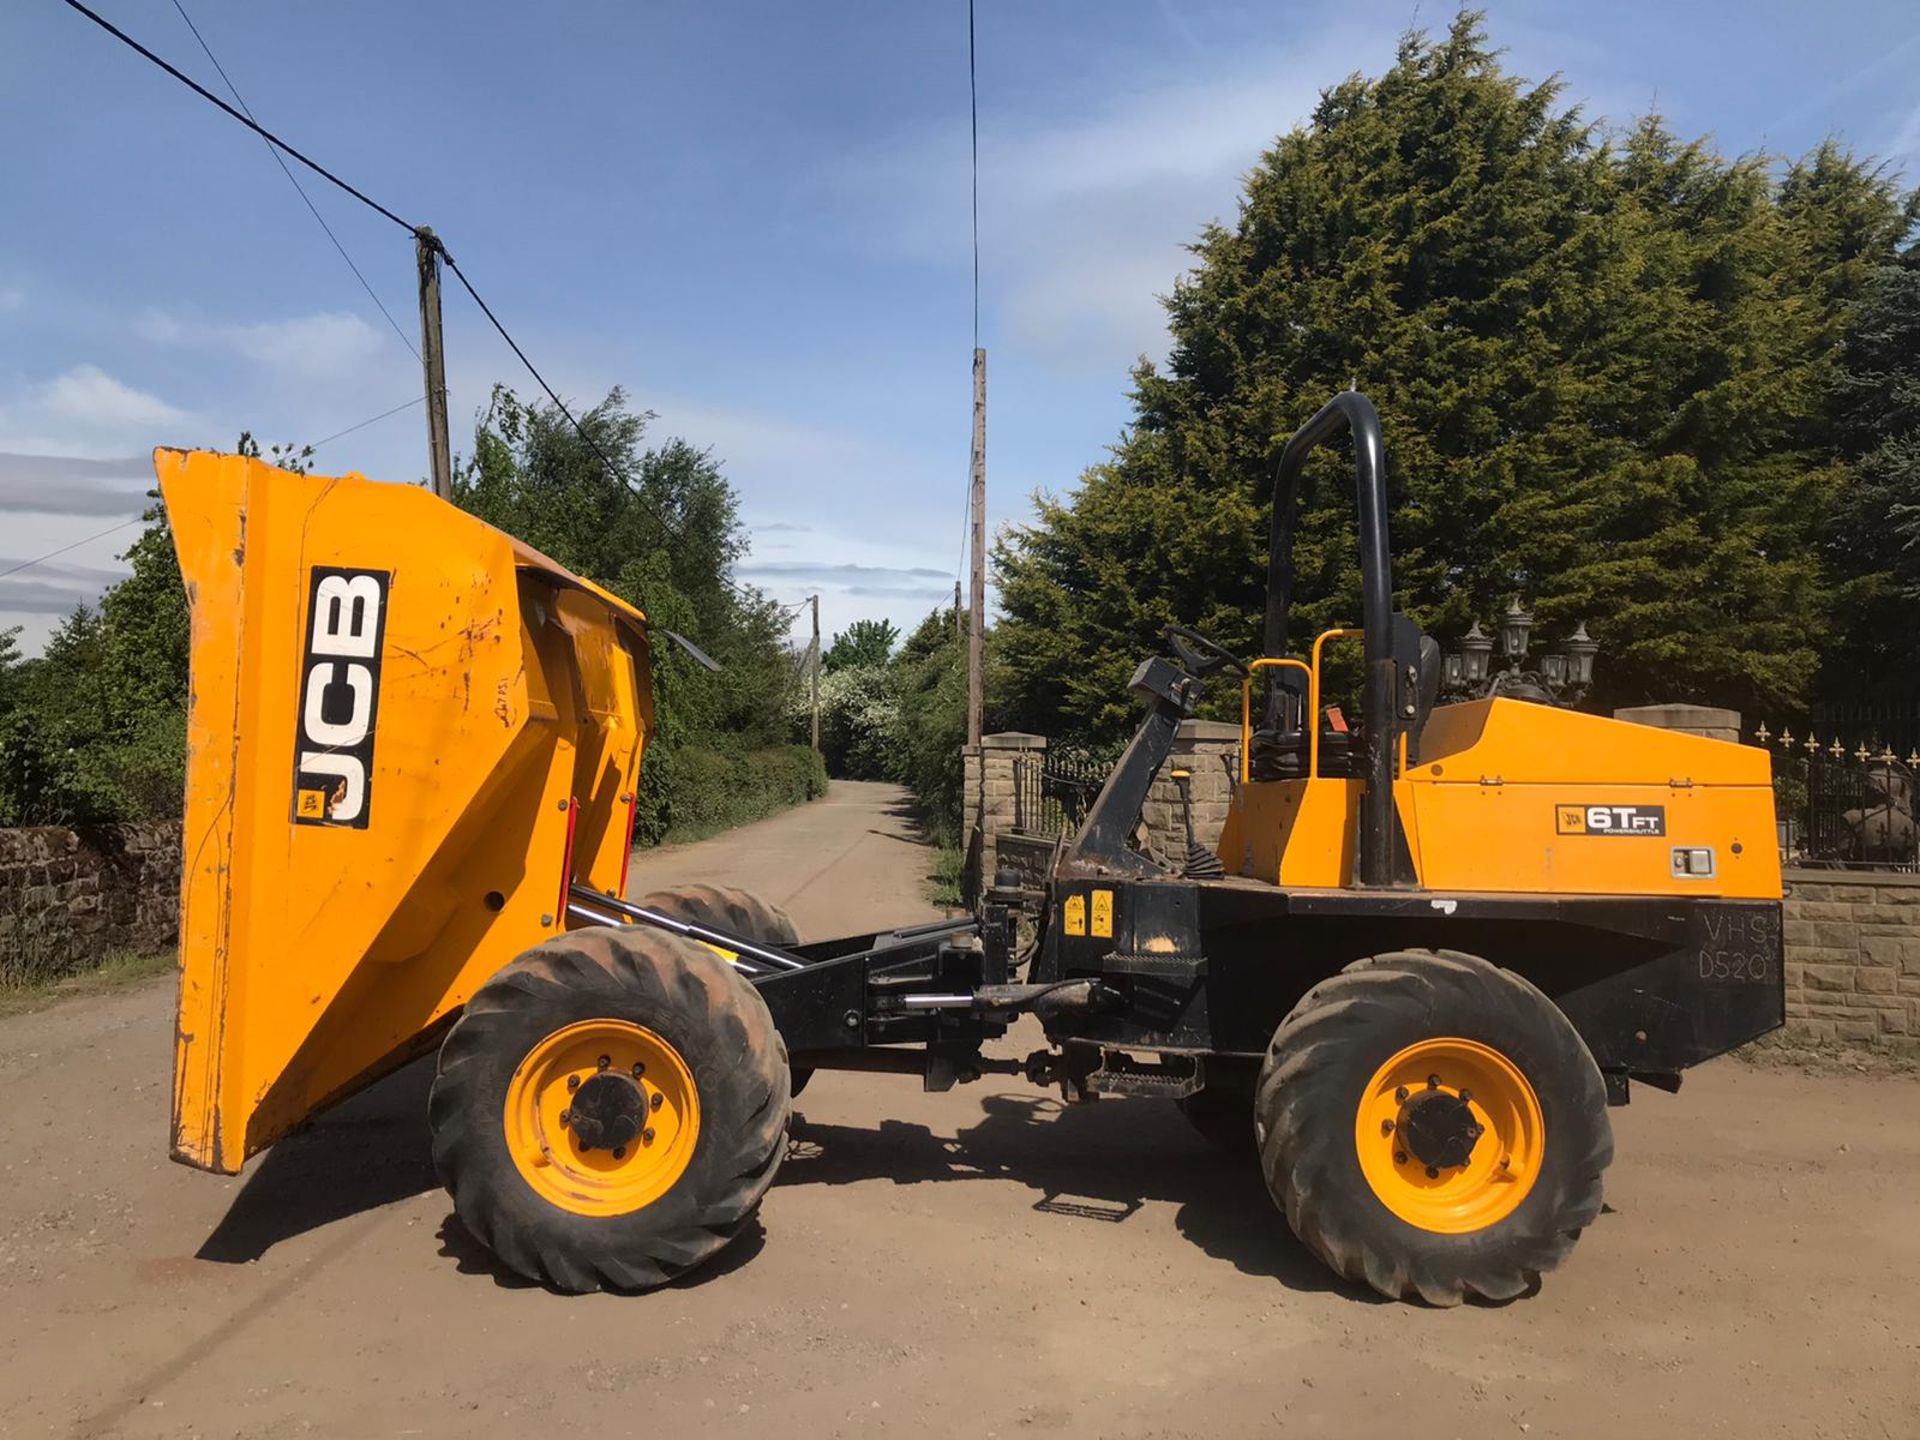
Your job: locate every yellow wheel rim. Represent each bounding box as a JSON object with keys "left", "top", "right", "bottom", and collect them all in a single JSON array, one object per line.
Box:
[
  {"left": 1353, "top": 1037, "right": 1544, "bottom": 1234},
  {"left": 504, "top": 1019, "right": 700, "bottom": 1218}
]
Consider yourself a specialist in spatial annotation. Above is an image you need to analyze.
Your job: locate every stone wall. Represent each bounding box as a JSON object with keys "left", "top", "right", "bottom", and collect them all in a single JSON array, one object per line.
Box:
[
  {"left": 0, "top": 822, "right": 182, "bottom": 980},
  {"left": 1782, "top": 869, "right": 1920, "bottom": 1047},
  {"left": 963, "top": 722, "right": 1242, "bottom": 888},
  {"left": 1613, "top": 703, "right": 1742, "bottom": 743},
  {"left": 1139, "top": 720, "right": 1240, "bottom": 860}
]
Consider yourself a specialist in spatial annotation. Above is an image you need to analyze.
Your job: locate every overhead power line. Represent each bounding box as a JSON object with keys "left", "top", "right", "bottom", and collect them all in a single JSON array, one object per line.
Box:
[
  {"left": 307, "top": 395, "right": 427, "bottom": 453},
  {"left": 60, "top": 0, "right": 764, "bottom": 609},
  {"left": 166, "top": 0, "right": 419, "bottom": 361},
  {"left": 61, "top": 0, "right": 417, "bottom": 234},
  {"left": 0, "top": 519, "right": 143, "bottom": 585},
  {"left": 968, "top": 0, "right": 981, "bottom": 350}
]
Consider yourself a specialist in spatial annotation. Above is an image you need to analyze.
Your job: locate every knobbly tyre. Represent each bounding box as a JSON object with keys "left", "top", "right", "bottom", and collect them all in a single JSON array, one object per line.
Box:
[{"left": 158, "top": 396, "right": 1782, "bottom": 1305}]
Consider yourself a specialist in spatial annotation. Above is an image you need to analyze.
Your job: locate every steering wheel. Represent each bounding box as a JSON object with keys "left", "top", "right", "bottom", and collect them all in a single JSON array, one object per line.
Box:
[{"left": 1164, "top": 625, "right": 1249, "bottom": 679}]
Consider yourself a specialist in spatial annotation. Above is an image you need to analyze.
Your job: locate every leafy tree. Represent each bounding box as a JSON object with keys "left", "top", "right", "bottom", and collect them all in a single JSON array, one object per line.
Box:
[
  {"left": 993, "top": 14, "right": 1913, "bottom": 741},
  {"left": 791, "top": 662, "right": 899, "bottom": 779},
  {"left": 453, "top": 385, "right": 800, "bottom": 842},
  {"left": 823, "top": 617, "right": 899, "bottom": 672},
  {"left": 889, "top": 604, "right": 977, "bottom": 844}
]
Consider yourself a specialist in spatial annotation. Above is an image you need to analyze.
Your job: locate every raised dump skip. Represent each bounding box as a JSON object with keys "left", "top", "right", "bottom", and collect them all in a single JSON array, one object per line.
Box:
[{"left": 158, "top": 449, "right": 653, "bottom": 1174}]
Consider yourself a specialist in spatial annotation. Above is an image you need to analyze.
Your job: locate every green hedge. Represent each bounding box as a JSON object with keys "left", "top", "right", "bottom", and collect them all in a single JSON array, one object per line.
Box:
[{"left": 645, "top": 743, "right": 827, "bottom": 845}]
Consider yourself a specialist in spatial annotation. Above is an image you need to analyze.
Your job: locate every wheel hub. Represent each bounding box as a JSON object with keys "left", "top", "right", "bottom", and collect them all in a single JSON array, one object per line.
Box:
[
  {"left": 567, "top": 1072, "right": 645, "bottom": 1153},
  {"left": 1396, "top": 1086, "right": 1482, "bottom": 1170},
  {"left": 504, "top": 1019, "right": 700, "bottom": 1217},
  {"left": 1353, "top": 1037, "right": 1545, "bottom": 1235}
]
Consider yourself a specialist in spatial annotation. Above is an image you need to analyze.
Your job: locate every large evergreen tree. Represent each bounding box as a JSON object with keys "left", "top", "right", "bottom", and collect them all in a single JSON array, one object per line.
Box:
[
  {"left": 994, "top": 15, "right": 1913, "bottom": 740},
  {"left": 1825, "top": 263, "right": 1920, "bottom": 696}
]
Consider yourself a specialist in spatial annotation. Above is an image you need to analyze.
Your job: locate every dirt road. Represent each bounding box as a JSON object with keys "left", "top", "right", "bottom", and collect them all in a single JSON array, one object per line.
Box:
[{"left": 3, "top": 780, "right": 1918, "bottom": 1439}]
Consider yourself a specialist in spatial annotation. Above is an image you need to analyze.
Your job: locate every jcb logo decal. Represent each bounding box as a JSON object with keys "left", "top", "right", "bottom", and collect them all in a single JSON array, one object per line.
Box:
[
  {"left": 291, "top": 567, "right": 389, "bottom": 828},
  {"left": 1555, "top": 803, "right": 1665, "bottom": 837}
]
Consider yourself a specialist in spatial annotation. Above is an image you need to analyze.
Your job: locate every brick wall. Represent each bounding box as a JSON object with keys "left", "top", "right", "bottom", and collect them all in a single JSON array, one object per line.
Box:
[
  {"left": 0, "top": 822, "right": 182, "bottom": 980},
  {"left": 1782, "top": 869, "right": 1920, "bottom": 1046}
]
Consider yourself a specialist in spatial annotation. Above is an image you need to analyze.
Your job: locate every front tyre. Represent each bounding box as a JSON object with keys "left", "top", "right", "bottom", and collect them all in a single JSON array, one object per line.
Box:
[
  {"left": 430, "top": 926, "right": 790, "bottom": 1293},
  {"left": 1256, "top": 949, "right": 1613, "bottom": 1305}
]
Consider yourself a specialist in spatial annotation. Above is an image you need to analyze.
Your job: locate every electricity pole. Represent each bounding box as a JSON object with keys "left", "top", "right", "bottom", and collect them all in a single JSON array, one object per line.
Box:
[
  {"left": 967, "top": 347, "right": 986, "bottom": 746},
  {"left": 809, "top": 594, "right": 822, "bottom": 754},
  {"left": 954, "top": 580, "right": 962, "bottom": 639},
  {"left": 416, "top": 227, "right": 453, "bottom": 499}
]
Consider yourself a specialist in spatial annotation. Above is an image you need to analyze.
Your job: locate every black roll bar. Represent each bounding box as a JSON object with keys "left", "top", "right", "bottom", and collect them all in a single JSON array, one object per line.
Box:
[{"left": 1260, "top": 390, "right": 1399, "bottom": 888}]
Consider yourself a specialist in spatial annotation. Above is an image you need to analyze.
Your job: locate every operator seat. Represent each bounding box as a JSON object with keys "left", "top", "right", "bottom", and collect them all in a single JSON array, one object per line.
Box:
[{"left": 1246, "top": 626, "right": 1442, "bottom": 782}]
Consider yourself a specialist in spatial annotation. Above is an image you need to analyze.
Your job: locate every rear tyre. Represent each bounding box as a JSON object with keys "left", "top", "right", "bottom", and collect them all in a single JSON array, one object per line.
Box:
[
  {"left": 430, "top": 926, "right": 790, "bottom": 1293},
  {"left": 1256, "top": 949, "right": 1612, "bottom": 1306},
  {"left": 635, "top": 884, "right": 811, "bottom": 1097}
]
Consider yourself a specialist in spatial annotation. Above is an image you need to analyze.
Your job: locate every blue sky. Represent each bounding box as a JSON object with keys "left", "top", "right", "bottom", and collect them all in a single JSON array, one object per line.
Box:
[{"left": 3, "top": 0, "right": 1917, "bottom": 652}]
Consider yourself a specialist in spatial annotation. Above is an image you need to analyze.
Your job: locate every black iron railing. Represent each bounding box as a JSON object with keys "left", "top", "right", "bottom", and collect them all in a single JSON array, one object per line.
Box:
[
  {"left": 1012, "top": 749, "right": 1114, "bottom": 837},
  {"left": 1754, "top": 723, "right": 1919, "bottom": 871}
]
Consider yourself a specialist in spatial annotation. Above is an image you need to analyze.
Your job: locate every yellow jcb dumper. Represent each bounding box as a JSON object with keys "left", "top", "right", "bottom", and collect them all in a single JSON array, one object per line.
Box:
[{"left": 159, "top": 392, "right": 1783, "bottom": 1305}]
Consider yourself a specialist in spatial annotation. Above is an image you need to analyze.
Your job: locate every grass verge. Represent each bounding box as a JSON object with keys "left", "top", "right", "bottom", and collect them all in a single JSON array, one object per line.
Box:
[
  {"left": 928, "top": 844, "right": 966, "bottom": 910},
  {"left": 0, "top": 948, "right": 174, "bottom": 1018}
]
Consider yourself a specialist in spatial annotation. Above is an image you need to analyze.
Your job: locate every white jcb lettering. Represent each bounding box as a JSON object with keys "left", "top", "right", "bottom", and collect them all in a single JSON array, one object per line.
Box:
[
  {"left": 310, "top": 573, "right": 382, "bottom": 658},
  {"left": 298, "top": 751, "right": 366, "bottom": 823},
  {"left": 303, "top": 661, "right": 374, "bottom": 746}
]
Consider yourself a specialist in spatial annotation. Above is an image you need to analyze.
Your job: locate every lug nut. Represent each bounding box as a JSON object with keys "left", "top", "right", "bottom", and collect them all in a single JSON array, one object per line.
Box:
[
  {"left": 1426, "top": 1165, "right": 1439, "bottom": 1179},
  {"left": 1394, "top": 1085, "right": 1409, "bottom": 1103},
  {"left": 642, "top": 1127, "right": 656, "bottom": 1145},
  {"left": 631, "top": 1061, "right": 646, "bottom": 1078},
  {"left": 567, "top": 1075, "right": 580, "bottom": 1092},
  {"left": 1380, "top": 1118, "right": 1395, "bottom": 1136},
  {"left": 1427, "top": 1074, "right": 1440, "bottom": 1089},
  {"left": 612, "top": 1146, "right": 625, "bottom": 1160},
  {"left": 651, "top": 1091, "right": 665, "bottom": 1112},
  {"left": 1394, "top": 1150, "right": 1408, "bottom": 1165},
  {"left": 559, "top": 1109, "right": 572, "bottom": 1126},
  {"left": 1459, "top": 1088, "right": 1472, "bottom": 1102},
  {"left": 597, "top": 1055, "right": 610, "bottom": 1070}
]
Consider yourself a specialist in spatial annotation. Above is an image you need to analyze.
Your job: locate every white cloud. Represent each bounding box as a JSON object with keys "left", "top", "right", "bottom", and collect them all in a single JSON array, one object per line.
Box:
[
  {"left": 37, "top": 364, "right": 190, "bottom": 430},
  {"left": 808, "top": 28, "right": 1384, "bottom": 372},
  {"left": 138, "top": 308, "right": 389, "bottom": 383},
  {"left": 1888, "top": 98, "right": 1920, "bottom": 171}
]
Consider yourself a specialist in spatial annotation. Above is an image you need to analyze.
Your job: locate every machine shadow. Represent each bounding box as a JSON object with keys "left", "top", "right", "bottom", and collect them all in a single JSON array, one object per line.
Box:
[
  {"left": 780, "top": 1089, "right": 1384, "bottom": 1301},
  {"left": 196, "top": 1058, "right": 440, "bottom": 1263},
  {"left": 434, "top": 1213, "right": 768, "bottom": 1293},
  {"left": 194, "top": 1049, "right": 774, "bottom": 1292}
]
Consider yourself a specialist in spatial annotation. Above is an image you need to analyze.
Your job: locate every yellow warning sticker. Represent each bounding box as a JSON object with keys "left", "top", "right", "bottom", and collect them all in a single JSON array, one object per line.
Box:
[
  {"left": 295, "top": 788, "right": 327, "bottom": 819},
  {"left": 1091, "top": 889, "right": 1114, "bottom": 939},
  {"left": 1063, "top": 895, "right": 1087, "bottom": 936}
]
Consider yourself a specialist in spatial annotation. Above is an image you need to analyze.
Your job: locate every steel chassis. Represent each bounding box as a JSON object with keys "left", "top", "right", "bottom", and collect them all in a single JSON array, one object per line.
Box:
[{"left": 566, "top": 392, "right": 1784, "bottom": 1103}]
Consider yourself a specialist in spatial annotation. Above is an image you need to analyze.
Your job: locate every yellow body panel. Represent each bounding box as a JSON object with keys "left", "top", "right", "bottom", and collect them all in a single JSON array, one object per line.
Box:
[
  {"left": 160, "top": 449, "right": 652, "bottom": 1174},
  {"left": 1218, "top": 779, "right": 1360, "bottom": 887},
  {"left": 1222, "top": 693, "right": 1782, "bottom": 900}
]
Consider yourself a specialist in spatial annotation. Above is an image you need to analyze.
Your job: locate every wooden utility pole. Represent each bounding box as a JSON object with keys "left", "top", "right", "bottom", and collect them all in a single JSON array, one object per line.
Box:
[
  {"left": 954, "top": 580, "right": 962, "bottom": 638},
  {"left": 809, "top": 594, "right": 822, "bottom": 754},
  {"left": 967, "top": 347, "right": 986, "bottom": 746},
  {"left": 416, "top": 228, "right": 453, "bottom": 499}
]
